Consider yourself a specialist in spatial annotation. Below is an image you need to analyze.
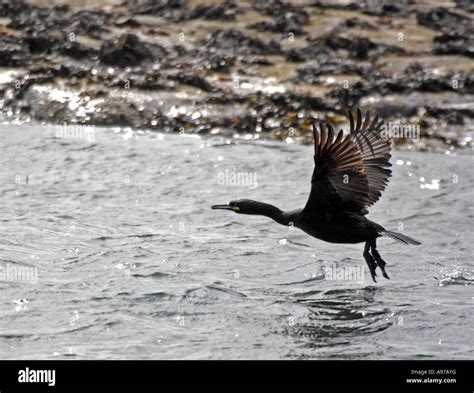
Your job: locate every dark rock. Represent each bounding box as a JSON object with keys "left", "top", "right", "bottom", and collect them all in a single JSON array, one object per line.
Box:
[
  {"left": 297, "top": 59, "right": 368, "bottom": 83},
  {"left": 203, "top": 55, "right": 235, "bottom": 73},
  {"left": 333, "top": 18, "right": 377, "bottom": 33},
  {"left": 426, "top": 106, "right": 474, "bottom": 124},
  {"left": 328, "top": 81, "right": 368, "bottom": 108},
  {"left": 6, "top": 2, "right": 68, "bottom": 34},
  {"left": 171, "top": 74, "right": 218, "bottom": 92},
  {"left": 416, "top": 7, "right": 474, "bottom": 37},
  {"left": 357, "top": 1, "right": 405, "bottom": 17},
  {"left": 315, "top": 34, "right": 404, "bottom": 60},
  {"left": 433, "top": 34, "right": 474, "bottom": 58},
  {"left": 24, "top": 35, "right": 58, "bottom": 54},
  {"left": 60, "top": 41, "right": 98, "bottom": 60},
  {"left": 285, "top": 49, "right": 306, "bottom": 63},
  {"left": 22, "top": 32, "right": 97, "bottom": 60},
  {"left": 311, "top": 0, "right": 409, "bottom": 17},
  {"left": 55, "top": 64, "right": 88, "bottom": 79},
  {"left": 284, "top": 41, "right": 331, "bottom": 62},
  {"left": 0, "top": 34, "right": 30, "bottom": 67},
  {"left": 0, "top": 0, "right": 31, "bottom": 17},
  {"left": 252, "top": 0, "right": 307, "bottom": 17},
  {"left": 455, "top": 0, "right": 474, "bottom": 12},
  {"left": 398, "top": 63, "right": 454, "bottom": 93},
  {"left": 99, "top": 34, "right": 159, "bottom": 67},
  {"left": 204, "top": 29, "right": 282, "bottom": 56},
  {"left": 248, "top": 15, "right": 307, "bottom": 35},
  {"left": 68, "top": 10, "right": 111, "bottom": 39},
  {"left": 127, "top": 0, "right": 187, "bottom": 20},
  {"left": 368, "top": 63, "right": 474, "bottom": 95},
  {"left": 249, "top": 0, "right": 309, "bottom": 34},
  {"left": 188, "top": 1, "right": 239, "bottom": 21},
  {"left": 271, "top": 92, "right": 334, "bottom": 112},
  {"left": 3, "top": 1, "right": 109, "bottom": 39}
]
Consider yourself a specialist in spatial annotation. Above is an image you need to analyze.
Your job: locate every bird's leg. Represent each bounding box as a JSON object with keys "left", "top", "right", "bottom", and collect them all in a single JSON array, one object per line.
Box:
[
  {"left": 363, "top": 241, "right": 377, "bottom": 283},
  {"left": 370, "top": 240, "right": 390, "bottom": 280}
]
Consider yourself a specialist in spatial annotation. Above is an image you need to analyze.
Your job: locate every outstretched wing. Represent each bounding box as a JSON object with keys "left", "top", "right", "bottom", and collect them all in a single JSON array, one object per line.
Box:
[
  {"left": 303, "top": 109, "right": 392, "bottom": 216},
  {"left": 303, "top": 121, "right": 370, "bottom": 215},
  {"left": 349, "top": 109, "right": 392, "bottom": 207}
]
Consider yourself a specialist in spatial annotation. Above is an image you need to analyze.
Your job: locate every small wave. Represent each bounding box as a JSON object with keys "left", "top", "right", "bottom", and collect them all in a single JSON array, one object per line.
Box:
[
  {"left": 435, "top": 268, "right": 473, "bottom": 286},
  {"left": 135, "top": 292, "right": 175, "bottom": 302},
  {"left": 282, "top": 306, "right": 392, "bottom": 344},
  {"left": 132, "top": 271, "right": 173, "bottom": 279},
  {"left": 277, "top": 274, "right": 325, "bottom": 286},
  {"left": 93, "top": 233, "right": 162, "bottom": 241},
  {"left": 278, "top": 238, "right": 311, "bottom": 248},
  {"left": 289, "top": 289, "right": 323, "bottom": 298},
  {"left": 206, "top": 285, "right": 247, "bottom": 298},
  {"left": 181, "top": 285, "right": 248, "bottom": 304},
  {"left": 278, "top": 293, "right": 393, "bottom": 353}
]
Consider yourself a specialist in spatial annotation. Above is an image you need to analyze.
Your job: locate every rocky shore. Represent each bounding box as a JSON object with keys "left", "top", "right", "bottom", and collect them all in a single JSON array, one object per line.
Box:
[{"left": 0, "top": 0, "right": 473, "bottom": 151}]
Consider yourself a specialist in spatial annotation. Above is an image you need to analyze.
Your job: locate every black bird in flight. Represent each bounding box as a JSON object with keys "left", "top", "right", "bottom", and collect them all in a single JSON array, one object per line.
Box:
[{"left": 212, "top": 109, "right": 420, "bottom": 282}]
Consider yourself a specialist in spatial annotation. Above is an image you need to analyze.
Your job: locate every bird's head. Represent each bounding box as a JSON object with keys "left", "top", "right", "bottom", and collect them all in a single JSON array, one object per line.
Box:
[
  {"left": 211, "top": 199, "right": 262, "bottom": 215},
  {"left": 212, "top": 199, "right": 287, "bottom": 224}
]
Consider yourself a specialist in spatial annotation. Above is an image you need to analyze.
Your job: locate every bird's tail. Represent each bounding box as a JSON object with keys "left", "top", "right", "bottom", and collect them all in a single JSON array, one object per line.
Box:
[{"left": 380, "top": 230, "right": 421, "bottom": 245}]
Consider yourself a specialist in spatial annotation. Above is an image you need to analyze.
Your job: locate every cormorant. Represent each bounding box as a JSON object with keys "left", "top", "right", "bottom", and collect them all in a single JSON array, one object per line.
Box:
[{"left": 212, "top": 109, "right": 421, "bottom": 282}]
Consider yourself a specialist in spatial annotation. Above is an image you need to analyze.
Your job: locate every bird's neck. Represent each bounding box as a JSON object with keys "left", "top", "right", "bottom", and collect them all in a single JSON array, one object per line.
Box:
[{"left": 251, "top": 202, "right": 291, "bottom": 226}]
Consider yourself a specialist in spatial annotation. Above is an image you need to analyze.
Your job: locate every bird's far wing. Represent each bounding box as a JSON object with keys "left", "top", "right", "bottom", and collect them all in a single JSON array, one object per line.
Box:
[
  {"left": 348, "top": 109, "right": 392, "bottom": 207},
  {"left": 303, "top": 121, "right": 370, "bottom": 215}
]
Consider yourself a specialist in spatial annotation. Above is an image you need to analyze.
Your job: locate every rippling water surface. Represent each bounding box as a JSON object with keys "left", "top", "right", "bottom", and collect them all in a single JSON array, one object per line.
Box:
[{"left": 0, "top": 124, "right": 472, "bottom": 359}]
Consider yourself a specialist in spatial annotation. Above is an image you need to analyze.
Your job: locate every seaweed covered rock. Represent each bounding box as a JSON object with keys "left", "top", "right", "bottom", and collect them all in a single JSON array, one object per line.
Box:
[
  {"left": 127, "top": 0, "right": 187, "bottom": 20},
  {"left": 297, "top": 59, "right": 368, "bottom": 83},
  {"left": 416, "top": 7, "right": 474, "bottom": 36},
  {"left": 188, "top": 1, "right": 239, "bottom": 21},
  {"left": 99, "top": 34, "right": 164, "bottom": 67},
  {"left": 433, "top": 34, "right": 474, "bottom": 58},
  {"left": 249, "top": 0, "right": 309, "bottom": 35},
  {"left": 0, "top": 33, "right": 30, "bottom": 67},
  {"left": 307, "top": 34, "right": 404, "bottom": 61},
  {"left": 204, "top": 29, "right": 282, "bottom": 56},
  {"left": 455, "top": 0, "right": 474, "bottom": 12}
]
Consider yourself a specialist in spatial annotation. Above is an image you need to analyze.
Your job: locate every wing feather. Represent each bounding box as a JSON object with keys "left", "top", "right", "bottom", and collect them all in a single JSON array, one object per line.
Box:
[
  {"left": 303, "top": 108, "right": 392, "bottom": 215},
  {"left": 349, "top": 109, "right": 392, "bottom": 206}
]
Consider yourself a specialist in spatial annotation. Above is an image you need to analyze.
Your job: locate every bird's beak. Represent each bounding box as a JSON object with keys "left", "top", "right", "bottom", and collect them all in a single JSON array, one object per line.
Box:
[{"left": 212, "top": 204, "right": 240, "bottom": 212}]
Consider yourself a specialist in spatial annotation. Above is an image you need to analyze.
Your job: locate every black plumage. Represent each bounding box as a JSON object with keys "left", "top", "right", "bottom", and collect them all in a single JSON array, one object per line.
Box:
[{"left": 212, "top": 109, "right": 420, "bottom": 282}]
